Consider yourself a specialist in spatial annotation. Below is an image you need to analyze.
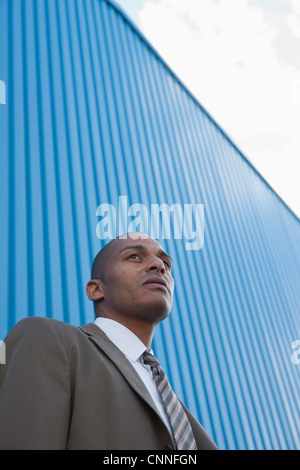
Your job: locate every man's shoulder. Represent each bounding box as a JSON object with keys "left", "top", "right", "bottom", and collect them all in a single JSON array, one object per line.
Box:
[
  {"left": 10, "top": 316, "right": 75, "bottom": 332},
  {"left": 5, "top": 316, "right": 84, "bottom": 345},
  {"left": 3, "top": 317, "right": 97, "bottom": 364}
]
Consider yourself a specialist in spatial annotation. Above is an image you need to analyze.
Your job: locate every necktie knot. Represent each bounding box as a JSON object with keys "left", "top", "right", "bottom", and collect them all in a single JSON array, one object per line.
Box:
[
  {"left": 143, "top": 351, "right": 161, "bottom": 379},
  {"left": 143, "top": 351, "right": 159, "bottom": 367}
]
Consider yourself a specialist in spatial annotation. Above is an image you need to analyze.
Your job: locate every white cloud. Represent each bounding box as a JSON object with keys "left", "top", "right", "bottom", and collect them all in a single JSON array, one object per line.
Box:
[
  {"left": 289, "top": 0, "right": 300, "bottom": 15},
  {"left": 138, "top": 0, "right": 300, "bottom": 217}
]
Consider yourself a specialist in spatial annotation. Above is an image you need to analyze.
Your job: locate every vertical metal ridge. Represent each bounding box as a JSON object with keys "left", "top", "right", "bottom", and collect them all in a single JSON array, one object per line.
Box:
[
  {"left": 44, "top": 0, "right": 69, "bottom": 322},
  {"left": 80, "top": 0, "right": 108, "bottom": 217},
  {"left": 93, "top": 0, "right": 126, "bottom": 200},
  {"left": 104, "top": 4, "right": 146, "bottom": 204},
  {"left": 0, "top": 0, "right": 9, "bottom": 337},
  {"left": 123, "top": 20, "right": 165, "bottom": 204},
  {"left": 33, "top": 0, "right": 54, "bottom": 320},
  {"left": 57, "top": 0, "right": 92, "bottom": 324},
  {"left": 89, "top": 0, "right": 118, "bottom": 204},
  {"left": 21, "top": 0, "right": 34, "bottom": 320},
  {"left": 7, "top": 0, "right": 15, "bottom": 331}
]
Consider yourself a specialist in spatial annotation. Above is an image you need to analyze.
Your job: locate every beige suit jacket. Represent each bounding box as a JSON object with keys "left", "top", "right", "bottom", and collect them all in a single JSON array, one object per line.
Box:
[{"left": 0, "top": 317, "right": 218, "bottom": 450}]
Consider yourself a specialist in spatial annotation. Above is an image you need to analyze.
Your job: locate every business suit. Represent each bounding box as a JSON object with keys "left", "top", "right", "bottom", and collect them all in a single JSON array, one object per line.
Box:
[{"left": 0, "top": 316, "right": 218, "bottom": 450}]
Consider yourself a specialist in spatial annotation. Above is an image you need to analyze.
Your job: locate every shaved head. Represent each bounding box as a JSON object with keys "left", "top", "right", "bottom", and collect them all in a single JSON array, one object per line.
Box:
[
  {"left": 91, "top": 233, "right": 151, "bottom": 281},
  {"left": 91, "top": 238, "right": 118, "bottom": 281}
]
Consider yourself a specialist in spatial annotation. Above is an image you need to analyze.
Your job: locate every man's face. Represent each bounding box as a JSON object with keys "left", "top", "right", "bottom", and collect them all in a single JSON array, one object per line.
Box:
[{"left": 99, "top": 234, "right": 174, "bottom": 325}]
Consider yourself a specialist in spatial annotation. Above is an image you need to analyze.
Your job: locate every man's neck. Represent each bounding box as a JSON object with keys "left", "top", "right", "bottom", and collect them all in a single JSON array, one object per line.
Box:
[{"left": 95, "top": 312, "right": 155, "bottom": 350}]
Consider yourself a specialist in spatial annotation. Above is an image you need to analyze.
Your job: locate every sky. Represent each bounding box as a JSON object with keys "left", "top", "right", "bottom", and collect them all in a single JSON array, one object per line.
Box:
[{"left": 114, "top": 0, "right": 300, "bottom": 219}]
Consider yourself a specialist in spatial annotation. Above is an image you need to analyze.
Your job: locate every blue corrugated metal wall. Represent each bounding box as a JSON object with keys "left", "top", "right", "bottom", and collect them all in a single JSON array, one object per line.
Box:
[{"left": 0, "top": 0, "right": 299, "bottom": 450}]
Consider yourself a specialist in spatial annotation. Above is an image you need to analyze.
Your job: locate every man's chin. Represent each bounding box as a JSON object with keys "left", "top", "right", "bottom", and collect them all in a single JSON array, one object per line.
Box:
[{"left": 140, "top": 300, "right": 172, "bottom": 324}]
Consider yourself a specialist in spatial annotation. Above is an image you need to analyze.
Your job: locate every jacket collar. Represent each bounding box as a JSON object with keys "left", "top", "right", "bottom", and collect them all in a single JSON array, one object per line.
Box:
[{"left": 79, "top": 322, "right": 173, "bottom": 440}]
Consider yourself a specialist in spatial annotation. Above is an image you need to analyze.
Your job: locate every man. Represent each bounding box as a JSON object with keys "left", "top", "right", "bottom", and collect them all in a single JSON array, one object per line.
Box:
[{"left": 0, "top": 232, "right": 218, "bottom": 450}]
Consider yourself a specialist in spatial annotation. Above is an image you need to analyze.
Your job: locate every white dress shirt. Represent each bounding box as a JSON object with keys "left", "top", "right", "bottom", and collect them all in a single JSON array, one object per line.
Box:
[{"left": 94, "top": 317, "right": 173, "bottom": 436}]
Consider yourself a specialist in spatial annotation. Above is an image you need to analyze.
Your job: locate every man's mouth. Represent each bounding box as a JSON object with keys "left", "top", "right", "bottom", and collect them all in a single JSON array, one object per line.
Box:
[{"left": 142, "top": 276, "right": 169, "bottom": 292}]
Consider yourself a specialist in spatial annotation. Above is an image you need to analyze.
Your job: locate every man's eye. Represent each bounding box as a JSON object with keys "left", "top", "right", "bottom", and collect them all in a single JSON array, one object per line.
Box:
[{"left": 128, "top": 254, "right": 140, "bottom": 260}]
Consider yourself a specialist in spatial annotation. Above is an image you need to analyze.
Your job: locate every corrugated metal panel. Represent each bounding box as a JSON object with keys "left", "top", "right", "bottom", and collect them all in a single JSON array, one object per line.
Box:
[{"left": 0, "top": 0, "right": 299, "bottom": 450}]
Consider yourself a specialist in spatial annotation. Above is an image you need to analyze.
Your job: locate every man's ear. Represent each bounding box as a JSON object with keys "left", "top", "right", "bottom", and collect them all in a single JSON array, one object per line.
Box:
[{"left": 86, "top": 279, "right": 104, "bottom": 302}]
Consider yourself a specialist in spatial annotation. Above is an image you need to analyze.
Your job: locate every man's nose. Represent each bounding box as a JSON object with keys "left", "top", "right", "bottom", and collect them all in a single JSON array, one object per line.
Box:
[{"left": 147, "top": 256, "right": 166, "bottom": 272}]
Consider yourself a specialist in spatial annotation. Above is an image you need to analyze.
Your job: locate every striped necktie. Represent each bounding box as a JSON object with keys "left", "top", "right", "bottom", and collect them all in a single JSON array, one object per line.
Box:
[{"left": 143, "top": 351, "right": 197, "bottom": 450}]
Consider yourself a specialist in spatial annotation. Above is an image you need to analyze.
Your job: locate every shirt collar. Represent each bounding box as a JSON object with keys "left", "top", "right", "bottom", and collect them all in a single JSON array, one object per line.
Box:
[{"left": 94, "top": 317, "right": 152, "bottom": 362}]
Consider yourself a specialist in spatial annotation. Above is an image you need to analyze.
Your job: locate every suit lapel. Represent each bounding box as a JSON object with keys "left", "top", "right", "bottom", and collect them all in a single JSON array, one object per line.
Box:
[{"left": 79, "top": 323, "right": 165, "bottom": 424}]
